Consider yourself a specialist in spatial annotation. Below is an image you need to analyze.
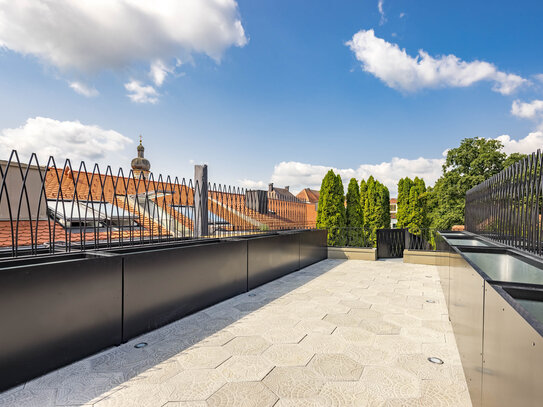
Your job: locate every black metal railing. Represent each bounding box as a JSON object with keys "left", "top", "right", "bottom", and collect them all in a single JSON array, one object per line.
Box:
[
  {"left": 465, "top": 149, "right": 542, "bottom": 257},
  {"left": 0, "top": 150, "right": 312, "bottom": 257},
  {"left": 327, "top": 227, "right": 372, "bottom": 248}
]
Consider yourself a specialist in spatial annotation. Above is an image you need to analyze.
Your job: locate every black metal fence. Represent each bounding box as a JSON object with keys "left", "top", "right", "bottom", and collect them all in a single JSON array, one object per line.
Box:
[
  {"left": 465, "top": 150, "right": 542, "bottom": 257},
  {"left": 0, "top": 151, "right": 311, "bottom": 257},
  {"left": 327, "top": 227, "right": 444, "bottom": 252}
]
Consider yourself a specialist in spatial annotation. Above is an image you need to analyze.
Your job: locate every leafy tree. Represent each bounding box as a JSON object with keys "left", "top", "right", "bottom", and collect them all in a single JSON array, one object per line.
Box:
[
  {"left": 317, "top": 170, "right": 346, "bottom": 245},
  {"left": 345, "top": 178, "right": 364, "bottom": 246},
  {"left": 428, "top": 137, "right": 526, "bottom": 230}
]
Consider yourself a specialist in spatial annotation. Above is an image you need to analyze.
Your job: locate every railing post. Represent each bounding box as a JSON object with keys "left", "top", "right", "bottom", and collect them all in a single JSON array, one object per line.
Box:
[{"left": 194, "top": 165, "right": 208, "bottom": 238}]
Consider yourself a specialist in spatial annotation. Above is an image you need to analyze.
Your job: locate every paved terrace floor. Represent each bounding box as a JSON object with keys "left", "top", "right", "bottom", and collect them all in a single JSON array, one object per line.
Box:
[{"left": 0, "top": 259, "right": 472, "bottom": 407}]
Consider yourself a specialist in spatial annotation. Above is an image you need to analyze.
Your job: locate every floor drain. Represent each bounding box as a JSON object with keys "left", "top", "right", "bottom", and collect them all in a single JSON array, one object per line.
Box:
[
  {"left": 134, "top": 342, "right": 148, "bottom": 349},
  {"left": 426, "top": 299, "right": 436, "bottom": 303},
  {"left": 248, "top": 293, "right": 256, "bottom": 297},
  {"left": 425, "top": 275, "right": 432, "bottom": 278},
  {"left": 428, "top": 357, "right": 444, "bottom": 364}
]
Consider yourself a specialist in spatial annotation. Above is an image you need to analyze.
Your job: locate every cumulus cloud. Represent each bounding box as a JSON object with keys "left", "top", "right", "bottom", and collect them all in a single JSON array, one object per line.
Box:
[
  {"left": 125, "top": 80, "right": 159, "bottom": 104},
  {"left": 0, "top": 0, "right": 247, "bottom": 97},
  {"left": 511, "top": 99, "right": 543, "bottom": 119},
  {"left": 346, "top": 29, "right": 527, "bottom": 94},
  {"left": 270, "top": 157, "right": 445, "bottom": 197},
  {"left": 69, "top": 81, "right": 99, "bottom": 97},
  {"left": 0, "top": 117, "right": 132, "bottom": 166},
  {"left": 149, "top": 60, "right": 174, "bottom": 87},
  {"left": 378, "top": 0, "right": 386, "bottom": 25},
  {"left": 239, "top": 179, "right": 266, "bottom": 189},
  {"left": 496, "top": 130, "right": 543, "bottom": 155},
  {"left": 264, "top": 131, "right": 540, "bottom": 196}
]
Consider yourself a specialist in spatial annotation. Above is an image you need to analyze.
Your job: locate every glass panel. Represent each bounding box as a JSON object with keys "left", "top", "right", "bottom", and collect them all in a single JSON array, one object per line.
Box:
[
  {"left": 463, "top": 251, "right": 543, "bottom": 285},
  {"left": 446, "top": 239, "right": 491, "bottom": 247}
]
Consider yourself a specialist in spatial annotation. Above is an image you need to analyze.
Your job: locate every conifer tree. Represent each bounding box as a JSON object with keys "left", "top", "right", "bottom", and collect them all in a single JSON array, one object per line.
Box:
[
  {"left": 345, "top": 178, "right": 363, "bottom": 246},
  {"left": 397, "top": 177, "right": 414, "bottom": 228},
  {"left": 316, "top": 170, "right": 346, "bottom": 245}
]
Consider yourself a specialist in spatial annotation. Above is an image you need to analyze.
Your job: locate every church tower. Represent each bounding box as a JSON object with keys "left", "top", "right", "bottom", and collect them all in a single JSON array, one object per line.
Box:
[{"left": 131, "top": 136, "right": 151, "bottom": 179}]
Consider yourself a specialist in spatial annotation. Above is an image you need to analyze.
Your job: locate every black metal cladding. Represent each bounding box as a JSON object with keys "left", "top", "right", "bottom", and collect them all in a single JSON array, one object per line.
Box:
[
  {"left": 0, "top": 253, "right": 122, "bottom": 391},
  {"left": 0, "top": 150, "right": 311, "bottom": 258},
  {"left": 465, "top": 149, "right": 543, "bottom": 257}
]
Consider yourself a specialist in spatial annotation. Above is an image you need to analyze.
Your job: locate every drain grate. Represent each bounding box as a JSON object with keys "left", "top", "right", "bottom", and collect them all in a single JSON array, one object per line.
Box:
[{"left": 426, "top": 299, "right": 436, "bottom": 303}]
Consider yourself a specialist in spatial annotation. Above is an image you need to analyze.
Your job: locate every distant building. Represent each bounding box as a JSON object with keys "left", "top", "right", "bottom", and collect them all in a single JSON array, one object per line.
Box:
[
  {"left": 296, "top": 188, "right": 320, "bottom": 207},
  {"left": 390, "top": 198, "right": 397, "bottom": 228},
  {"left": 268, "top": 183, "right": 299, "bottom": 201},
  {"left": 296, "top": 188, "right": 320, "bottom": 228}
]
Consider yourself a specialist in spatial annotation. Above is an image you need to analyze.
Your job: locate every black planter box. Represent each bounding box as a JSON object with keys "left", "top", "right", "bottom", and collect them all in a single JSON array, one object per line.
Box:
[
  {"left": 300, "top": 229, "right": 327, "bottom": 269},
  {"left": 247, "top": 231, "right": 301, "bottom": 290},
  {"left": 0, "top": 252, "right": 122, "bottom": 391},
  {"left": 111, "top": 239, "right": 248, "bottom": 342}
]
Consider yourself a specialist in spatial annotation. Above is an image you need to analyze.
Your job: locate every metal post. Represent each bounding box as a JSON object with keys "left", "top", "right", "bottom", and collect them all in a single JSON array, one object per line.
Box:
[{"left": 194, "top": 165, "right": 208, "bottom": 238}]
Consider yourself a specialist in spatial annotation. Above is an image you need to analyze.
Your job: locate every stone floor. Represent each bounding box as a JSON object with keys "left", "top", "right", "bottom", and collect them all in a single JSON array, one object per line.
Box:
[{"left": 0, "top": 259, "right": 472, "bottom": 407}]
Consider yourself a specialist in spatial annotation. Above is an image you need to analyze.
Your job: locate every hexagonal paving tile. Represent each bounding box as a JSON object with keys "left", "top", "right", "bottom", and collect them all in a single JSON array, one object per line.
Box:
[
  {"left": 166, "top": 369, "right": 227, "bottom": 401},
  {"left": 217, "top": 355, "right": 274, "bottom": 382},
  {"left": 262, "top": 366, "right": 325, "bottom": 399},
  {"left": 175, "top": 346, "right": 231, "bottom": 369},
  {"left": 360, "top": 366, "right": 421, "bottom": 399},
  {"left": 261, "top": 327, "right": 307, "bottom": 344},
  {"left": 223, "top": 336, "right": 271, "bottom": 355},
  {"left": 332, "top": 327, "right": 376, "bottom": 345},
  {"left": 207, "top": 382, "right": 278, "bottom": 407},
  {"left": 299, "top": 333, "right": 347, "bottom": 354},
  {"left": 295, "top": 319, "right": 336, "bottom": 335},
  {"left": 307, "top": 353, "right": 363, "bottom": 381},
  {"left": 262, "top": 344, "right": 315, "bottom": 366}
]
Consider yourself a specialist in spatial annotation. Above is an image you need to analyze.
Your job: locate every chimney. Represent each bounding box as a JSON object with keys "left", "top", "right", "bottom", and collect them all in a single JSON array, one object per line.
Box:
[
  {"left": 268, "top": 183, "right": 274, "bottom": 192},
  {"left": 285, "top": 186, "right": 289, "bottom": 191}
]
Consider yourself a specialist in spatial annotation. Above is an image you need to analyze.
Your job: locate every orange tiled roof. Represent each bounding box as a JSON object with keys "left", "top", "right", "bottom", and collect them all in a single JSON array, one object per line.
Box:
[
  {"left": 296, "top": 188, "right": 320, "bottom": 203},
  {"left": 1, "top": 168, "right": 314, "bottom": 249}
]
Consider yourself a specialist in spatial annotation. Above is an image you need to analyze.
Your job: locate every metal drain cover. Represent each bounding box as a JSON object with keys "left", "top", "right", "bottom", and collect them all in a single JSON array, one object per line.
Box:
[
  {"left": 428, "top": 357, "right": 444, "bottom": 364},
  {"left": 248, "top": 293, "right": 256, "bottom": 297},
  {"left": 134, "top": 342, "right": 148, "bottom": 349},
  {"left": 426, "top": 299, "right": 436, "bottom": 303}
]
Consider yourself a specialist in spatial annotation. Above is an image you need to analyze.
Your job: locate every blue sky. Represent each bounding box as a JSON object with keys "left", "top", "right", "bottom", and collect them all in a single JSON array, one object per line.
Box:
[{"left": 0, "top": 0, "right": 542, "bottom": 195}]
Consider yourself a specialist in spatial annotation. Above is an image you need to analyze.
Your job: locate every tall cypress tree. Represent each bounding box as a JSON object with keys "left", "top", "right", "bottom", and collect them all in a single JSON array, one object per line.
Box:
[
  {"left": 316, "top": 170, "right": 346, "bottom": 245},
  {"left": 346, "top": 178, "right": 363, "bottom": 246},
  {"left": 363, "top": 176, "right": 379, "bottom": 246},
  {"left": 397, "top": 177, "right": 414, "bottom": 228}
]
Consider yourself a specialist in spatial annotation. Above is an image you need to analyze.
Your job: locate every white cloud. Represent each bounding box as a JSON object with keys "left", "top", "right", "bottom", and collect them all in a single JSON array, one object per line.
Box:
[
  {"left": 378, "top": 0, "right": 386, "bottom": 25},
  {"left": 496, "top": 130, "right": 543, "bottom": 155},
  {"left": 511, "top": 99, "right": 543, "bottom": 119},
  {"left": 346, "top": 29, "right": 528, "bottom": 94},
  {"left": 0, "top": 1, "right": 247, "bottom": 98},
  {"left": 534, "top": 74, "right": 543, "bottom": 84},
  {"left": 149, "top": 60, "right": 174, "bottom": 87},
  {"left": 399, "top": 12, "right": 406, "bottom": 18},
  {"left": 239, "top": 179, "right": 266, "bottom": 189},
  {"left": 0, "top": 0, "right": 247, "bottom": 72},
  {"left": 69, "top": 81, "right": 99, "bottom": 97},
  {"left": 0, "top": 117, "right": 132, "bottom": 166},
  {"left": 270, "top": 157, "right": 445, "bottom": 197},
  {"left": 125, "top": 80, "right": 159, "bottom": 104}
]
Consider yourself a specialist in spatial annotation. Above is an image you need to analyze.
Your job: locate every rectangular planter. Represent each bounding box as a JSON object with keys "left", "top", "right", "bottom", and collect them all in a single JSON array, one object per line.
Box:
[
  {"left": 0, "top": 252, "right": 122, "bottom": 391},
  {"left": 300, "top": 229, "right": 328, "bottom": 268},
  {"left": 448, "top": 251, "right": 485, "bottom": 407},
  {"left": 482, "top": 284, "right": 543, "bottom": 407},
  {"left": 248, "top": 232, "right": 301, "bottom": 290},
  {"left": 113, "top": 239, "right": 248, "bottom": 342}
]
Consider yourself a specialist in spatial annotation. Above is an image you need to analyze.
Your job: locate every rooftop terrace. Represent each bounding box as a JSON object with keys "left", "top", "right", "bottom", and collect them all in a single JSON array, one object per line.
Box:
[{"left": 0, "top": 259, "right": 471, "bottom": 407}]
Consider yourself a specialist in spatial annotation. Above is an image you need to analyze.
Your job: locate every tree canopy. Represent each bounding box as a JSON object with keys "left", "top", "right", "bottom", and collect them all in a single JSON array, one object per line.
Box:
[{"left": 428, "top": 137, "right": 526, "bottom": 230}]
